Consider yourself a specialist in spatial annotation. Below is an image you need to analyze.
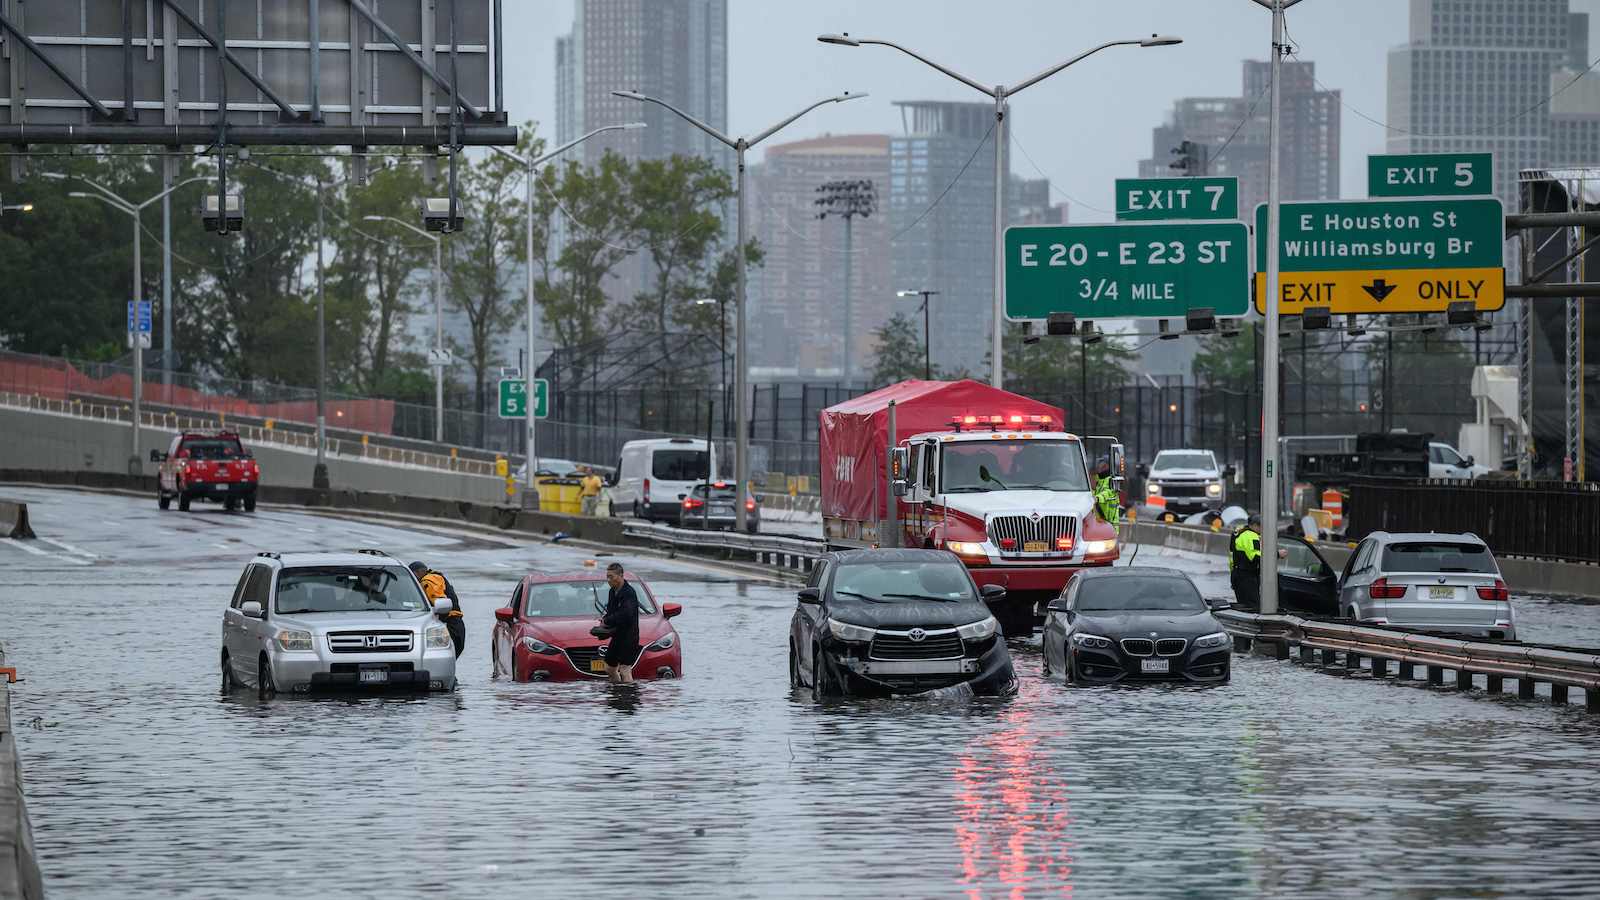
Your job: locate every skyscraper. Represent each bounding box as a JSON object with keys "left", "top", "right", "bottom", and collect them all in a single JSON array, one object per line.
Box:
[
  {"left": 553, "top": 0, "right": 729, "bottom": 171},
  {"left": 1552, "top": 13, "right": 1600, "bottom": 165},
  {"left": 1138, "top": 60, "right": 1341, "bottom": 216},
  {"left": 1387, "top": 0, "right": 1578, "bottom": 204},
  {"left": 748, "top": 135, "right": 892, "bottom": 379}
]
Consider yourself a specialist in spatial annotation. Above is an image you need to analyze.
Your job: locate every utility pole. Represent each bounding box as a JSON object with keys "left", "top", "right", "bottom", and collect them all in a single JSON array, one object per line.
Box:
[
  {"left": 816, "top": 179, "right": 877, "bottom": 385},
  {"left": 897, "top": 289, "right": 939, "bottom": 380}
]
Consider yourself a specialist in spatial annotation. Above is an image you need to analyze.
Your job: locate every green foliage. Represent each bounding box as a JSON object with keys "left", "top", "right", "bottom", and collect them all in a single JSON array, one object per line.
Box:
[
  {"left": 1191, "top": 325, "right": 1256, "bottom": 388},
  {"left": 330, "top": 163, "right": 432, "bottom": 392},
  {"left": 622, "top": 156, "right": 733, "bottom": 361},
  {"left": 1006, "top": 323, "right": 1138, "bottom": 395},
  {"left": 870, "top": 312, "right": 932, "bottom": 383}
]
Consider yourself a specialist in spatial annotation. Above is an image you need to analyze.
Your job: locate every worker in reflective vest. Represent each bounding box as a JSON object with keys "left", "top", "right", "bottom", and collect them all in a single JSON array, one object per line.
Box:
[
  {"left": 1229, "top": 516, "right": 1262, "bottom": 608},
  {"left": 1093, "top": 460, "right": 1121, "bottom": 525}
]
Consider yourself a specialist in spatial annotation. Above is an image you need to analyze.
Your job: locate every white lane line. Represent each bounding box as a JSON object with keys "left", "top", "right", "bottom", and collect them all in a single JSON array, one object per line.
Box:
[
  {"left": 1, "top": 538, "right": 49, "bottom": 557},
  {"left": 213, "top": 543, "right": 232, "bottom": 550},
  {"left": 493, "top": 562, "right": 513, "bottom": 568},
  {"left": 37, "top": 537, "right": 98, "bottom": 559},
  {"left": 295, "top": 527, "right": 316, "bottom": 534}
]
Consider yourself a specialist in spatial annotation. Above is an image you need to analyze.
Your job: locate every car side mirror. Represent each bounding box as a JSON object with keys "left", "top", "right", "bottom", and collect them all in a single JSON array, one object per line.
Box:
[
  {"left": 1465, "top": 455, "right": 1475, "bottom": 467},
  {"left": 239, "top": 600, "right": 264, "bottom": 619},
  {"left": 1046, "top": 597, "right": 1071, "bottom": 613},
  {"left": 797, "top": 588, "right": 821, "bottom": 604},
  {"left": 663, "top": 602, "right": 683, "bottom": 619},
  {"left": 980, "top": 584, "right": 1007, "bottom": 602},
  {"left": 150, "top": 449, "right": 167, "bottom": 462},
  {"left": 431, "top": 597, "right": 455, "bottom": 615},
  {"left": 494, "top": 607, "right": 515, "bottom": 624}
]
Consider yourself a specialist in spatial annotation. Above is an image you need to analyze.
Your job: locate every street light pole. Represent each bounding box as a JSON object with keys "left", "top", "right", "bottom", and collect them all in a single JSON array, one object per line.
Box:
[
  {"left": 491, "top": 122, "right": 645, "bottom": 504},
  {"left": 315, "top": 175, "right": 329, "bottom": 489},
  {"left": 49, "top": 173, "right": 213, "bottom": 474},
  {"left": 1248, "top": 0, "right": 1303, "bottom": 614},
  {"left": 366, "top": 215, "right": 445, "bottom": 443},
  {"left": 897, "top": 289, "right": 939, "bottom": 380},
  {"left": 614, "top": 88, "right": 864, "bottom": 532},
  {"left": 820, "top": 32, "right": 1181, "bottom": 389}
]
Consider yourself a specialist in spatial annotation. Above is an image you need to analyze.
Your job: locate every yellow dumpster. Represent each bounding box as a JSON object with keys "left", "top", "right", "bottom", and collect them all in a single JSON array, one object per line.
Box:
[{"left": 536, "top": 477, "right": 584, "bottom": 515}]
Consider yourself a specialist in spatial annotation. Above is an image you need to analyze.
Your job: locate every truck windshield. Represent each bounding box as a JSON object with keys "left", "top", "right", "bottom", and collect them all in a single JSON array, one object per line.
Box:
[
  {"left": 274, "top": 566, "right": 429, "bottom": 614},
  {"left": 941, "top": 440, "right": 1088, "bottom": 493},
  {"left": 1152, "top": 452, "right": 1214, "bottom": 470}
]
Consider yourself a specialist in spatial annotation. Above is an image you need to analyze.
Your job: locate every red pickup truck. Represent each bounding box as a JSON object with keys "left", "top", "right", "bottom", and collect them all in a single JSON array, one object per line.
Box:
[{"left": 151, "top": 431, "right": 260, "bottom": 512}]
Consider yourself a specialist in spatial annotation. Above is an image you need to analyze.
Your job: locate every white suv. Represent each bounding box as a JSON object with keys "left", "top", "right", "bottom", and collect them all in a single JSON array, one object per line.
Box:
[{"left": 221, "top": 549, "right": 458, "bottom": 696}]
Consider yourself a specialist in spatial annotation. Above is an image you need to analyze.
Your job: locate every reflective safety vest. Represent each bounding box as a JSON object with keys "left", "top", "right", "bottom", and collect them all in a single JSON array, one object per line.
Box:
[
  {"left": 1230, "top": 527, "right": 1261, "bottom": 574},
  {"left": 1094, "top": 476, "right": 1120, "bottom": 525}
]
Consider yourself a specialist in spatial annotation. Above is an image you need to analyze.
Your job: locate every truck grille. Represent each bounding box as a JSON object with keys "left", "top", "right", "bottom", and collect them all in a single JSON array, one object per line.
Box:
[
  {"left": 327, "top": 631, "right": 414, "bottom": 654},
  {"left": 1157, "top": 481, "right": 1209, "bottom": 499},
  {"left": 871, "top": 627, "right": 962, "bottom": 661},
  {"left": 1120, "top": 638, "right": 1154, "bottom": 657},
  {"left": 1156, "top": 638, "right": 1188, "bottom": 656},
  {"left": 988, "top": 515, "right": 1077, "bottom": 550}
]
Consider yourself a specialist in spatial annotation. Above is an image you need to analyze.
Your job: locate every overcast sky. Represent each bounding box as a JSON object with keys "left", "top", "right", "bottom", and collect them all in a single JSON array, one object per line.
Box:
[{"left": 502, "top": 1, "right": 1600, "bottom": 223}]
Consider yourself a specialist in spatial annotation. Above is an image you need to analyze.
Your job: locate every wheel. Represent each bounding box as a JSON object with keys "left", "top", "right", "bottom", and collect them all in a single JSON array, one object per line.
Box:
[
  {"left": 178, "top": 489, "right": 191, "bottom": 512},
  {"left": 1064, "top": 648, "right": 1078, "bottom": 685},
  {"left": 811, "top": 647, "right": 840, "bottom": 700},
  {"left": 633, "top": 501, "right": 644, "bottom": 521},
  {"left": 220, "top": 651, "right": 235, "bottom": 693},
  {"left": 789, "top": 642, "right": 800, "bottom": 688},
  {"left": 224, "top": 497, "right": 238, "bottom": 512},
  {"left": 243, "top": 495, "right": 256, "bottom": 513},
  {"left": 257, "top": 654, "right": 276, "bottom": 699},
  {"left": 158, "top": 491, "right": 171, "bottom": 510}
]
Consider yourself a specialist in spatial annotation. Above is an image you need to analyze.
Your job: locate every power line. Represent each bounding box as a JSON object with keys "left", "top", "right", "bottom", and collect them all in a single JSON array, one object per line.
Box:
[
  {"left": 1211, "top": 81, "right": 1271, "bottom": 166},
  {"left": 1006, "top": 124, "right": 1114, "bottom": 215},
  {"left": 887, "top": 119, "right": 997, "bottom": 239}
]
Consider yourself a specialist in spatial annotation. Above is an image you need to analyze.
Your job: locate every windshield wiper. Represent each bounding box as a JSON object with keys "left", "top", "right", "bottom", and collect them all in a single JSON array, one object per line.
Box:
[
  {"left": 833, "top": 590, "right": 892, "bottom": 604},
  {"left": 943, "top": 486, "right": 990, "bottom": 493},
  {"left": 880, "top": 592, "right": 964, "bottom": 603}
]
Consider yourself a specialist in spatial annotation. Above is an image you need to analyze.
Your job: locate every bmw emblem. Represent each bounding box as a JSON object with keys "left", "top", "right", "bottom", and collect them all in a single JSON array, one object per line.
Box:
[
  {"left": 1437, "top": 576, "right": 1447, "bottom": 584},
  {"left": 1150, "top": 632, "right": 1158, "bottom": 638},
  {"left": 908, "top": 628, "right": 927, "bottom": 642}
]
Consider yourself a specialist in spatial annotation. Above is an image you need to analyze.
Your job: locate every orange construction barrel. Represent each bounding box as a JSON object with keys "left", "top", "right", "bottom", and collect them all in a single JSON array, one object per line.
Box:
[{"left": 1321, "top": 488, "right": 1344, "bottom": 530}]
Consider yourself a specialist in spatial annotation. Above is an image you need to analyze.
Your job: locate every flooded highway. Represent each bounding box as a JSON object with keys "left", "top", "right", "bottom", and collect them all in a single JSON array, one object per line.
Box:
[{"left": 4, "top": 486, "right": 1600, "bottom": 898}]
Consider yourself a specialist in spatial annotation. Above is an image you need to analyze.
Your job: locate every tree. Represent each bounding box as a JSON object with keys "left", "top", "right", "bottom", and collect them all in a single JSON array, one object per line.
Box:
[
  {"left": 1192, "top": 325, "right": 1256, "bottom": 388},
  {"left": 670, "top": 240, "right": 764, "bottom": 387},
  {"left": 329, "top": 163, "right": 432, "bottom": 392},
  {"left": 623, "top": 155, "right": 733, "bottom": 368},
  {"left": 445, "top": 148, "right": 525, "bottom": 443},
  {"left": 870, "top": 312, "right": 930, "bottom": 384},
  {"left": 540, "top": 151, "right": 636, "bottom": 351}
]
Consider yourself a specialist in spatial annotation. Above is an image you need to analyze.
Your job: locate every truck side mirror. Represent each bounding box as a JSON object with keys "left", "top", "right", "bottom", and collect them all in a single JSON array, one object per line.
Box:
[
  {"left": 1110, "top": 443, "right": 1127, "bottom": 478},
  {"left": 892, "top": 480, "right": 908, "bottom": 497},
  {"left": 1223, "top": 464, "right": 1237, "bottom": 479}
]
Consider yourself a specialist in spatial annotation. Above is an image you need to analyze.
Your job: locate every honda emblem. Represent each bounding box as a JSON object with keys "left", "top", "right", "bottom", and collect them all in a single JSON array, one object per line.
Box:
[{"left": 364, "top": 635, "right": 379, "bottom": 648}]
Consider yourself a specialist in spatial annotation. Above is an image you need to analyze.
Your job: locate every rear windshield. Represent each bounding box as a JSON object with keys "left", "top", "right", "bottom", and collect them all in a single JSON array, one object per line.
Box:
[
  {"left": 1077, "top": 577, "right": 1204, "bottom": 612},
  {"left": 1382, "top": 542, "right": 1497, "bottom": 574},
  {"left": 1153, "top": 452, "right": 1214, "bottom": 470},
  {"left": 521, "top": 581, "right": 655, "bottom": 617},
  {"left": 831, "top": 561, "right": 975, "bottom": 602},
  {"left": 274, "top": 566, "right": 428, "bottom": 614},
  {"left": 690, "top": 483, "right": 737, "bottom": 499},
  {"left": 653, "top": 449, "right": 708, "bottom": 481},
  {"left": 183, "top": 439, "right": 244, "bottom": 459}
]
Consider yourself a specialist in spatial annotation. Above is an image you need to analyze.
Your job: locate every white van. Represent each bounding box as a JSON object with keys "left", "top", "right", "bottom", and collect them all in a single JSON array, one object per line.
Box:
[{"left": 611, "top": 438, "right": 717, "bottom": 521}]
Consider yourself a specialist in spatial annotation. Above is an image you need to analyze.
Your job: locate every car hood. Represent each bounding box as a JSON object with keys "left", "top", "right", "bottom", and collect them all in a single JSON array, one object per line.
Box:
[
  {"left": 1149, "top": 468, "right": 1217, "bottom": 480},
  {"left": 943, "top": 490, "right": 1094, "bottom": 521},
  {"left": 273, "top": 610, "right": 433, "bottom": 631},
  {"left": 828, "top": 598, "right": 992, "bottom": 630},
  {"left": 520, "top": 614, "right": 667, "bottom": 644},
  {"left": 1074, "top": 610, "right": 1220, "bottom": 638}
]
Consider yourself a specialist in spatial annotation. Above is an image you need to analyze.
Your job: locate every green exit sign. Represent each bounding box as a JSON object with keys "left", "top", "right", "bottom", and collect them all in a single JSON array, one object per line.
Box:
[
  {"left": 498, "top": 378, "right": 548, "bottom": 419},
  {"left": 1114, "top": 176, "right": 1238, "bottom": 221},
  {"left": 1368, "top": 152, "right": 1492, "bottom": 197},
  {"left": 1004, "top": 222, "right": 1250, "bottom": 320}
]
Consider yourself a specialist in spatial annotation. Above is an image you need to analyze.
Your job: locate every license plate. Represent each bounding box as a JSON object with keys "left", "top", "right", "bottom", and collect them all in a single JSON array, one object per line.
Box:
[
  {"left": 1023, "top": 541, "right": 1049, "bottom": 552},
  {"left": 359, "top": 669, "right": 387, "bottom": 684},
  {"left": 1140, "top": 659, "right": 1170, "bottom": 673},
  {"left": 1429, "top": 586, "right": 1454, "bottom": 599},
  {"left": 711, "top": 506, "right": 732, "bottom": 515},
  {"left": 589, "top": 659, "right": 608, "bottom": 673}
]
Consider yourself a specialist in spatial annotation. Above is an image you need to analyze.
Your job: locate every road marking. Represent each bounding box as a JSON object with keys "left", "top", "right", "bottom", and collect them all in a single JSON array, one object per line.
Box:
[
  {"left": 213, "top": 543, "right": 232, "bottom": 550},
  {"left": 0, "top": 539, "right": 89, "bottom": 566},
  {"left": 38, "top": 537, "right": 97, "bottom": 559},
  {"left": 493, "top": 562, "right": 513, "bottom": 568},
  {"left": 295, "top": 527, "right": 316, "bottom": 534},
  {"left": 1, "top": 538, "right": 49, "bottom": 557}
]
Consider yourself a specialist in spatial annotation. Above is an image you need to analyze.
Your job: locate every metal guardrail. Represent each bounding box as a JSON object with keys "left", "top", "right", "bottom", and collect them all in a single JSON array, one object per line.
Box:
[
  {"left": 3, "top": 391, "right": 500, "bottom": 478},
  {"left": 1216, "top": 608, "right": 1600, "bottom": 711},
  {"left": 622, "top": 520, "right": 826, "bottom": 574}
]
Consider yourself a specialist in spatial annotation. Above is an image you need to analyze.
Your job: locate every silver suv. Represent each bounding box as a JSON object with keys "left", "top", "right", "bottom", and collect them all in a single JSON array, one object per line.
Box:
[
  {"left": 220, "top": 550, "right": 458, "bottom": 695},
  {"left": 1140, "top": 449, "right": 1231, "bottom": 515},
  {"left": 1337, "top": 532, "right": 1516, "bottom": 641}
]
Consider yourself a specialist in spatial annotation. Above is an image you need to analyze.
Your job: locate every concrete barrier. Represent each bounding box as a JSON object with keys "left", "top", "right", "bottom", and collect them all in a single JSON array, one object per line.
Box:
[
  {"left": 0, "top": 500, "right": 33, "bottom": 539},
  {"left": 0, "top": 650, "right": 44, "bottom": 900}
]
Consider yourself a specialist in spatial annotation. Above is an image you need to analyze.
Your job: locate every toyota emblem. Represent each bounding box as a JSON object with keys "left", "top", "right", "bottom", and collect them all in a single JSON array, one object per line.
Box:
[{"left": 907, "top": 628, "right": 927, "bottom": 642}]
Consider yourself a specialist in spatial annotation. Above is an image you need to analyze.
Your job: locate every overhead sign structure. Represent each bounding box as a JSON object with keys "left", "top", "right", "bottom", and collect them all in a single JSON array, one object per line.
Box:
[
  {"left": 1115, "top": 177, "right": 1239, "bottom": 221},
  {"left": 1253, "top": 197, "right": 1506, "bottom": 315},
  {"left": 1005, "top": 222, "right": 1250, "bottom": 320},
  {"left": 1368, "top": 153, "right": 1493, "bottom": 197},
  {"left": 498, "top": 378, "right": 549, "bottom": 420}
]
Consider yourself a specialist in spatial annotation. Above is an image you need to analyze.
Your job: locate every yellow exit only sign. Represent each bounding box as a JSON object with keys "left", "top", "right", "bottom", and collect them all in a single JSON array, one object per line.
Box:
[{"left": 1252, "top": 268, "right": 1505, "bottom": 315}]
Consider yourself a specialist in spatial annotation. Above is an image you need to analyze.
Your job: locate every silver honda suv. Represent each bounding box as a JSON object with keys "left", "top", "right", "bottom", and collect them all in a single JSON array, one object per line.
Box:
[{"left": 220, "top": 549, "right": 458, "bottom": 695}]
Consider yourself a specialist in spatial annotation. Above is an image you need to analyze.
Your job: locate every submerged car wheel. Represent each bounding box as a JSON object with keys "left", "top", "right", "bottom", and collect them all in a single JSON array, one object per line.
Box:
[
  {"left": 257, "top": 654, "right": 276, "bottom": 699},
  {"left": 178, "top": 490, "right": 191, "bottom": 512},
  {"left": 220, "top": 651, "right": 235, "bottom": 693},
  {"left": 811, "top": 648, "right": 840, "bottom": 700},
  {"left": 224, "top": 497, "right": 238, "bottom": 512},
  {"left": 243, "top": 496, "right": 256, "bottom": 513},
  {"left": 788, "top": 642, "right": 800, "bottom": 688}
]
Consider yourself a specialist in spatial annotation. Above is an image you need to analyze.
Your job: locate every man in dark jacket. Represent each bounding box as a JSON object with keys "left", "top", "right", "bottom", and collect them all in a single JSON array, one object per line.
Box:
[
  {"left": 410, "top": 560, "right": 465, "bottom": 657},
  {"left": 601, "top": 562, "right": 641, "bottom": 685}
]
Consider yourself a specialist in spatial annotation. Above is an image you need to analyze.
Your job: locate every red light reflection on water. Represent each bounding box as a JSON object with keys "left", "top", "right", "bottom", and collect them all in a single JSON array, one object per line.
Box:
[{"left": 952, "top": 708, "right": 1075, "bottom": 898}]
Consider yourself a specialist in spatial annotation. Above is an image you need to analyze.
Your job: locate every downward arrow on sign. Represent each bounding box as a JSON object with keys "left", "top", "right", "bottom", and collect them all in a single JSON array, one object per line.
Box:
[{"left": 1362, "top": 278, "right": 1398, "bottom": 302}]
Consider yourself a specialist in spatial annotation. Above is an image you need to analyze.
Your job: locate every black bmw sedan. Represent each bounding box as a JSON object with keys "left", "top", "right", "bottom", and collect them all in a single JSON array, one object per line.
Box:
[
  {"left": 1041, "top": 568, "right": 1232, "bottom": 684},
  {"left": 789, "top": 549, "right": 1017, "bottom": 698}
]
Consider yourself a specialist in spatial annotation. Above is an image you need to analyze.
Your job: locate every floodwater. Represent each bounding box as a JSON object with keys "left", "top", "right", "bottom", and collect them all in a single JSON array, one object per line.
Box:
[{"left": 4, "top": 486, "right": 1600, "bottom": 899}]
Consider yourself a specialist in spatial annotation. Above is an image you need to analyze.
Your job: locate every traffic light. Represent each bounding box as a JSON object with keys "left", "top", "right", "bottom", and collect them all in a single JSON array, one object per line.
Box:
[{"left": 1169, "top": 140, "right": 1209, "bottom": 176}]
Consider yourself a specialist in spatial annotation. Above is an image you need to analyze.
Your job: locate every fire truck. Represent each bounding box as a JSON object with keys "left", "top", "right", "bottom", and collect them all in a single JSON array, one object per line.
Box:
[{"left": 819, "top": 380, "right": 1124, "bottom": 632}]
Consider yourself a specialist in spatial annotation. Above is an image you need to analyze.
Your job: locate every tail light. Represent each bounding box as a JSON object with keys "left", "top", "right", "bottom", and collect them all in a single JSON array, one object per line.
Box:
[
  {"left": 683, "top": 497, "right": 704, "bottom": 511},
  {"left": 643, "top": 478, "right": 650, "bottom": 503},
  {"left": 1055, "top": 535, "right": 1073, "bottom": 552},
  {"left": 745, "top": 497, "right": 756, "bottom": 512},
  {"left": 1369, "top": 577, "right": 1406, "bottom": 599},
  {"left": 1477, "top": 580, "right": 1509, "bottom": 602}
]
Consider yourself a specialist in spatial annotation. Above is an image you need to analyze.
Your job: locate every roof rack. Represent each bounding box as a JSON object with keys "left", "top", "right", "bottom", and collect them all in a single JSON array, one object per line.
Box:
[{"left": 255, "top": 551, "right": 280, "bottom": 559}]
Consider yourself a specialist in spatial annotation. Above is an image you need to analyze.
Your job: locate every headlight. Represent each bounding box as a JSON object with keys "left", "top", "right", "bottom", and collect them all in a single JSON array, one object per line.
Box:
[
  {"left": 425, "top": 625, "right": 452, "bottom": 650},
  {"left": 1195, "top": 631, "right": 1231, "bottom": 649},
  {"left": 275, "top": 629, "right": 313, "bottom": 652},
  {"left": 1146, "top": 483, "right": 1161, "bottom": 495},
  {"left": 646, "top": 633, "right": 676, "bottom": 652},
  {"left": 519, "top": 635, "right": 559, "bottom": 655},
  {"left": 955, "top": 616, "right": 998, "bottom": 641},
  {"left": 1071, "top": 632, "right": 1113, "bottom": 650},
  {"left": 827, "top": 619, "right": 876, "bottom": 643},
  {"left": 945, "top": 540, "right": 987, "bottom": 559},
  {"left": 1083, "top": 538, "right": 1117, "bottom": 555},
  {"left": 1206, "top": 482, "right": 1223, "bottom": 496}
]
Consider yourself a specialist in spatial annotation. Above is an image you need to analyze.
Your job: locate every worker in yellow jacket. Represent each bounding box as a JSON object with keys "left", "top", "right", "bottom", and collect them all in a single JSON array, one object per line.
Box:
[{"left": 410, "top": 560, "right": 465, "bottom": 657}]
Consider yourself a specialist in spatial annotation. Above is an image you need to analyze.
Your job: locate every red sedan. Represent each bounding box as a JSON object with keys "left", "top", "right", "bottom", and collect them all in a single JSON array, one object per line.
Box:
[{"left": 491, "top": 572, "right": 683, "bottom": 682}]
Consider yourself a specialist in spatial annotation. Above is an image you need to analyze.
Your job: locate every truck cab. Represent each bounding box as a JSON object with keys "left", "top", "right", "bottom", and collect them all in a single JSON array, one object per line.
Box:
[{"left": 1140, "top": 448, "right": 1231, "bottom": 515}]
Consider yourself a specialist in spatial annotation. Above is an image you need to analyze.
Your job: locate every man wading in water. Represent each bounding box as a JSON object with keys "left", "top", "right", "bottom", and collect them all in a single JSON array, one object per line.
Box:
[{"left": 600, "top": 562, "right": 641, "bottom": 685}]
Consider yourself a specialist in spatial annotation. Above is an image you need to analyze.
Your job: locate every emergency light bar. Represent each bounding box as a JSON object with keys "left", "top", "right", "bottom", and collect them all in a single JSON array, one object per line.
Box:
[{"left": 948, "top": 414, "right": 1055, "bottom": 433}]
